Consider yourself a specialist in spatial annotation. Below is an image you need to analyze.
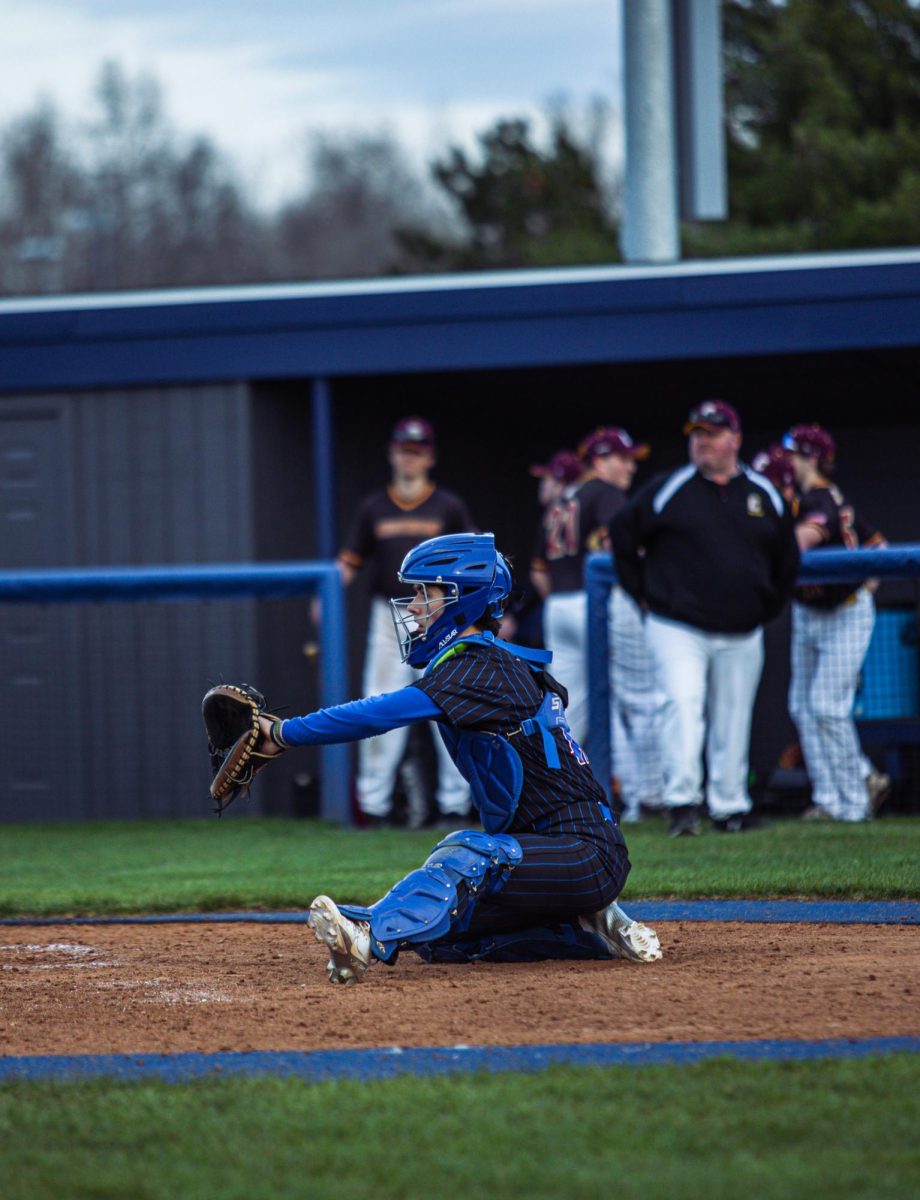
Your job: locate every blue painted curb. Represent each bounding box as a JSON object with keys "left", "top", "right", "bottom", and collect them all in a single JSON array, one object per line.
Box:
[
  {"left": 1, "top": 900, "right": 918, "bottom": 926},
  {"left": 1, "top": 1037, "right": 918, "bottom": 1084},
  {"left": 624, "top": 900, "right": 920, "bottom": 924}
]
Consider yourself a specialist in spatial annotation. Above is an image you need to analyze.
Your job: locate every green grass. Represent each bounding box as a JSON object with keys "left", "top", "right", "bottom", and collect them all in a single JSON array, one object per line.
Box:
[
  {"left": 1, "top": 819, "right": 918, "bottom": 1197},
  {"left": 1, "top": 1056, "right": 919, "bottom": 1200},
  {"left": 0, "top": 815, "right": 918, "bottom": 916}
]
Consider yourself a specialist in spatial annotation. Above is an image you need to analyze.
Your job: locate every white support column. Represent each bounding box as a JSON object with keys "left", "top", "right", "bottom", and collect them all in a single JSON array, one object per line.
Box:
[{"left": 620, "top": 0, "right": 681, "bottom": 263}]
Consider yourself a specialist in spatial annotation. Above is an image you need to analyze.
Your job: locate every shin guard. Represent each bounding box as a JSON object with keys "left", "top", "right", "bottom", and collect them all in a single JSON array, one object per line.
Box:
[{"left": 339, "top": 829, "right": 522, "bottom": 963}]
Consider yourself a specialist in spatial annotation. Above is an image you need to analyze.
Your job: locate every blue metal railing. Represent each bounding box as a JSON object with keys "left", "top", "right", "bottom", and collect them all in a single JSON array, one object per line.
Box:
[
  {"left": 586, "top": 544, "right": 920, "bottom": 801},
  {"left": 0, "top": 561, "right": 350, "bottom": 823}
]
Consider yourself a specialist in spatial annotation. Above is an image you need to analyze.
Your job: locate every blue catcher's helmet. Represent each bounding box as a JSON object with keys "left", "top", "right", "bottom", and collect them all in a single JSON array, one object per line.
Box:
[{"left": 390, "top": 532, "right": 512, "bottom": 667}]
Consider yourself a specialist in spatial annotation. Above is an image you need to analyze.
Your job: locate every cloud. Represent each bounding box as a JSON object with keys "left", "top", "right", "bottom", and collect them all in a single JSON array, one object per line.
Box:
[{"left": 1, "top": 0, "right": 622, "bottom": 209}]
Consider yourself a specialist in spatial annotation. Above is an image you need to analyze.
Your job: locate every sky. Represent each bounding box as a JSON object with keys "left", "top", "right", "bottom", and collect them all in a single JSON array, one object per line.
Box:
[{"left": 3, "top": 0, "right": 625, "bottom": 209}]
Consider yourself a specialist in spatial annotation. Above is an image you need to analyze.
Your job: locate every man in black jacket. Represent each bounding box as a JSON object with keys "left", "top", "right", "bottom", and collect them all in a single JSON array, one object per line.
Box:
[{"left": 610, "top": 401, "right": 800, "bottom": 837}]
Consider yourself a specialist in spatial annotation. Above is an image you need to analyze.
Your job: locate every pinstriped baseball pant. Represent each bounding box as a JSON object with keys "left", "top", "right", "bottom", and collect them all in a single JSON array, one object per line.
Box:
[
  {"left": 543, "top": 590, "right": 591, "bottom": 744},
  {"left": 788, "top": 589, "right": 875, "bottom": 821},
  {"left": 461, "top": 805, "right": 630, "bottom": 932},
  {"left": 610, "top": 587, "right": 665, "bottom": 815}
]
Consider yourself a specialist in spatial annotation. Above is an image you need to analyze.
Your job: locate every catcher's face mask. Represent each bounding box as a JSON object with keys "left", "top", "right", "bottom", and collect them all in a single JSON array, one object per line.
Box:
[{"left": 389, "top": 582, "right": 459, "bottom": 666}]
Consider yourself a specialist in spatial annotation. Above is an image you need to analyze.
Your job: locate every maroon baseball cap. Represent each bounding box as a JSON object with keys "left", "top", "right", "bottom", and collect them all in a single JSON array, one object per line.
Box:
[
  {"left": 530, "top": 449, "right": 584, "bottom": 485},
  {"left": 752, "top": 444, "right": 795, "bottom": 491},
  {"left": 578, "top": 426, "right": 650, "bottom": 462},
  {"left": 782, "top": 423, "right": 836, "bottom": 464},
  {"left": 390, "top": 416, "right": 435, "bottom": 449},
  {"left": 683, "top": 399, "right": 741, "bottom": 435}
]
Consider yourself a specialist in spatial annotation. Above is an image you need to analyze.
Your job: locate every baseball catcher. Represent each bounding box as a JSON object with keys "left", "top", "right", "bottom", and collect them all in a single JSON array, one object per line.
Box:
[
  {"left": 201, "top": 683, "right": 285, "bottom": 814},
  {"left": 234, "top": 532, "right": 662, "bottom": 984}
]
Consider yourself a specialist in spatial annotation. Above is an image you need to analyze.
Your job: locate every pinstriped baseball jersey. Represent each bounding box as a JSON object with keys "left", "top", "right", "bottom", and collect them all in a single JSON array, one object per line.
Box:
[
  {"left": 536, "top": 477, "right": 628, "bottom": 593},
  {"left": 417, "top": 639, "right": 630, "bottom": 917},
  {"left": 795, "top": 483, "right": 883, "bottom": 609},
  {"left": 415, "top": 641, "right": 624, "bottom": 843}
]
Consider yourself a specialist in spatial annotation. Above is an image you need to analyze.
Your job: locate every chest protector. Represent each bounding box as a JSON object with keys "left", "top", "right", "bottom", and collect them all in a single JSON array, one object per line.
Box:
[{"left": 427, "top": 633, "right": 581, "bottom": 834}]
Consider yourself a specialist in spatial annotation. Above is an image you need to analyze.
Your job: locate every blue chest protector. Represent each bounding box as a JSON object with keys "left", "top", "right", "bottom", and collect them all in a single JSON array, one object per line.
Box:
[{"left": 426, "top": 633, "right": 582, "bottom": 834}]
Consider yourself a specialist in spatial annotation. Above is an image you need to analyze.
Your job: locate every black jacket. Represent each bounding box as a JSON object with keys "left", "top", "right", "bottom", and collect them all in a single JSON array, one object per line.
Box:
[{"left": 610, "top": 464, "right": 800, "bottom": 634}]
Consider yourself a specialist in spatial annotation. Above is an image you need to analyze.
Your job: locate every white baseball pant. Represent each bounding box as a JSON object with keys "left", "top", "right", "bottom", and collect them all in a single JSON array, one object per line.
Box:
[
  {"left": 356, "top": 599, "right": 471, "bottom": 818},
  {"left": 645, "top": 614, "right": 764, "bottom": 819},
  {"left": 788, "top": 588, "right": 875, "bottom": 821},
  {"left": 543, "top": 591, "right": 590, "bottom": 745},
  {"left": 609, "top": 587, "right": 665, "bottom": 819}
]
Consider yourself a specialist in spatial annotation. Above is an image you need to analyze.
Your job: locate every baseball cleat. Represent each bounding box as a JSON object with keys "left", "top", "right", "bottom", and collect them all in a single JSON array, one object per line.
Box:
[
  {"left": 711, "top": 811, "right": 769, "bottom": 833},
  {"left": 668, "top": 805, "right": 702, "bottom": 838},
  {"left": 308, "top": 895, "right": 373, "bottom": 985},
  {"left": 801, "top": 804, "right": 832, "bottom": 821},
  {"left": 866, "top": 770, "right": 891, "bottom": 817},
  {"left": 579, "top": 900, "right": 663, "bottom": 963}
]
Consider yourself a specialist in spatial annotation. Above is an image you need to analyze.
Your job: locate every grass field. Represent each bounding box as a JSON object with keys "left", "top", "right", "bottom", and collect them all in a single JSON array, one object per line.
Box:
[
  {"left": 1, "top": 1056, "right": 919, "bottom": 1200},
  {"left": 1, "top": 815, "right": 918, "bottom": 1198},
  {"left": 0, "top": 815, "right": 918, "bottom": 915}
]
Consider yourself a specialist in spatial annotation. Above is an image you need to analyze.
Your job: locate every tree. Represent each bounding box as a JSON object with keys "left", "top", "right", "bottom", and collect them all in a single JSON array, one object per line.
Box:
[
  {"left": 273, "top": 131, "right": 442, "bottom": 280},
  {"left": 401, "top": 103, "right": 621, "bottom": 271},
  {"left": 0, "top": 62, "right": 268, "bottom": 296},
  {"left": 685, "top": 0, "right": 920, "bottom": 257},
  {"left": 83, "top": 61, "right": 266, "bottom": 290},
  {"left": 0, "top": 104, "right": 84, "bottom": 293}
]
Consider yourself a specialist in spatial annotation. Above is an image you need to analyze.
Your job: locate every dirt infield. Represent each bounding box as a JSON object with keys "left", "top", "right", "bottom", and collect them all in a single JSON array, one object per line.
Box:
[{"left": 0, "top": 921, "right": 917, "bottom": 1057}]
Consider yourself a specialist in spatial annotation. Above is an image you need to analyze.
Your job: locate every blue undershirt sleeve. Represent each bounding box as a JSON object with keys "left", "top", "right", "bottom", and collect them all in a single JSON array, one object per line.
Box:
[{"left": 278, "top": 686, "right": 444, "bottom": 747}]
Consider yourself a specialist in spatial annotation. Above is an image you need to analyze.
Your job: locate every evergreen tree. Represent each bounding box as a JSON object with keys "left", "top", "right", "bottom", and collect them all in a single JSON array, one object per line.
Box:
[
  {"left": 686, "top": 0, "right": 920, "bottom": 256},
  {"left": 401, "top": 105, "right": 620, "bottom": 271}
]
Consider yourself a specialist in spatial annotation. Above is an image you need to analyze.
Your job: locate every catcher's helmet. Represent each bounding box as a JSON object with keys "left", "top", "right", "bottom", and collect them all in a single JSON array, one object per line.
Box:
[{"left": 390, "top": 532, "right": 512, "bottom": 667}]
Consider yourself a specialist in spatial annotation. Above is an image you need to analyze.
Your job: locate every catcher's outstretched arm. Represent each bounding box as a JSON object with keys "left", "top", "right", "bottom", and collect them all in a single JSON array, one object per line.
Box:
[{"left": 268, "top": 686, "right": 442, "bottom": 748}]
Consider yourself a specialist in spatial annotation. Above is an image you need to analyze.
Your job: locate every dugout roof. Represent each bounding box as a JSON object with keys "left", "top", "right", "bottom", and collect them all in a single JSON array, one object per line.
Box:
[{"left": 1, "top": 247, "right": 920, "bottom": 394}]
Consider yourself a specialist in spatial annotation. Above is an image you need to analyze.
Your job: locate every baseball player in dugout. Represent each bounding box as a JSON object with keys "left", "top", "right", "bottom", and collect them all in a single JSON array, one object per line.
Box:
[
  {"left": 530, "top": 427, "right": 651, "bottom": 753},
  {"left": 337, "top": 416, "right": 476, "bottom": 828},
  {"left": 255, "top": 532, "right": 662, "bottom": 983},
  {"left": 611, "top": 400, "right": 801, "bottom": 838},
  {"left": 783, "top": 423, "right": 890, "bottom": 822}
]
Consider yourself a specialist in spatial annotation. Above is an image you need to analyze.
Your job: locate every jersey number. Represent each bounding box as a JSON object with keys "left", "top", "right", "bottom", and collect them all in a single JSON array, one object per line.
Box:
[{"left": 545, "top": 500, "right": 579, "bottom": 560}]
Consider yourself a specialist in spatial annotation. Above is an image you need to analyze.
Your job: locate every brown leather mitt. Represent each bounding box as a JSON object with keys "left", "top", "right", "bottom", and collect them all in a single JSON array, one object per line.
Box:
[{"left": 201, "top": 683, "right": 284, "bottom": 814}]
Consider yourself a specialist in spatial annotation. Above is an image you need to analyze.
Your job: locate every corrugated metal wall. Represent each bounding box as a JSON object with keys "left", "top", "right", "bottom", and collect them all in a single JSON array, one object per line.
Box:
[{"left": 1, "top": 384, "right": 258, "bottom": 821}]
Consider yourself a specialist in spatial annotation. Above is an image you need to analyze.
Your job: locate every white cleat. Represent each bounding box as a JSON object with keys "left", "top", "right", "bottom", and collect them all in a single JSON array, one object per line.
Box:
[
  {"left": 579, "top": 899, "right": 663, "bottom": 963},
  {"left": 308, "top": 895, "right": 373, "bottom": 985},
  {"left": 866, "top": 770, "right": 891, "bottom": 817}
]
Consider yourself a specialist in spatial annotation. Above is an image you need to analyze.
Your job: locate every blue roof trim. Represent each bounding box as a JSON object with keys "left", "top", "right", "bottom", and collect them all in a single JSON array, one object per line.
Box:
[{"left": 1, "top": 250, "right": 919, "bottom": 393}]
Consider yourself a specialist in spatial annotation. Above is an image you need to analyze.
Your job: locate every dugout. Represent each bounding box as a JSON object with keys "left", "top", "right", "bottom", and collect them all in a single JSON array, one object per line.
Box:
[{"left": 1, "top": 248, "right": 919, "bottom": 821}]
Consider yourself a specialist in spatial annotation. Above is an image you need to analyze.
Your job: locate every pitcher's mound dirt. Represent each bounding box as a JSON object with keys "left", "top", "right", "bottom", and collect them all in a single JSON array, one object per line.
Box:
[{"left": 1, "top": 922, "right": 916, "bottom": 1057}]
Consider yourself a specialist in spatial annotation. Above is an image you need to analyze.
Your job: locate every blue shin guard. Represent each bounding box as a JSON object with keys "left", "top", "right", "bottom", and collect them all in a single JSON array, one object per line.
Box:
[{"left": 338, "top": 830, "right": 523, "bottom": 963}]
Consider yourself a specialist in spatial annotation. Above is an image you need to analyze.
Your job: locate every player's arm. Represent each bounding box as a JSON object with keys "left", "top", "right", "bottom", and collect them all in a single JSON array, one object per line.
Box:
[
  {"left": 260, "top": 686, "right": 444, "bottom": 749},
  {"left": 530, "top": 558, "right": 551, "bottom": 599},
  {"left": 584, "top": 487, "right": 625, "bottom": 554},
  {"left": 794, "top": 492, "right": 832, "bottom": 551},
  {"left": 854, "top": 512, "right": 887, "bottom": 591},
  {"left": 336, "top": 498, "right": 377, "bottom": 587}
]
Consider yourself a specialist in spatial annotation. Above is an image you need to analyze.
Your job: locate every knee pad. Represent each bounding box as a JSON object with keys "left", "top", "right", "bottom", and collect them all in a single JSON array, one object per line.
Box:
[
  {"left": 425, "top": 829, "right": 523, "bottom": 886},
  {"left": 363, "top": 829, "right": 523, "bottom": 962}
]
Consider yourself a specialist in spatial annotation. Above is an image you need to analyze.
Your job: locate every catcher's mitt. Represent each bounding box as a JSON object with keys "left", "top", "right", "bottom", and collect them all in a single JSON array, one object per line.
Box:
[{"left": 202, "top": 683, "right": 284, "bottom": 814}]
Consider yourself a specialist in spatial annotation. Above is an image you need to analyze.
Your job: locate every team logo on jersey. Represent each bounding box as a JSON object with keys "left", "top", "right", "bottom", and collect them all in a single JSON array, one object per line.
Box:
[{"left": 747, "top": 493, "right": 765, "bottom": 517}]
